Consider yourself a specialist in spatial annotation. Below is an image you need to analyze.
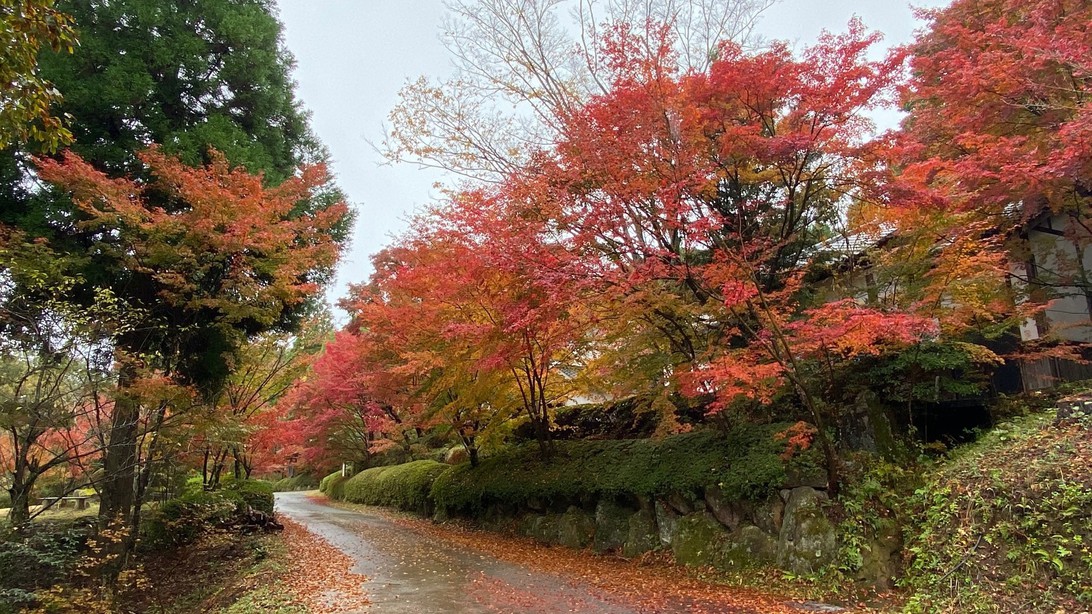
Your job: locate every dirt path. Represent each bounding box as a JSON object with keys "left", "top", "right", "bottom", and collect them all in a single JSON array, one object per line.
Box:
[{"left": 274, "top": 492, "right": 818, "bottom": 614}]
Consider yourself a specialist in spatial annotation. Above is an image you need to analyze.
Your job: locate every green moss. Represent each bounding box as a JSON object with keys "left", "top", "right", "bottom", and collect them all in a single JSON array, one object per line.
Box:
[
  {"left": 672, "top": 513, "right": 728, "bottom": 567},
  {"left": 431, "top": 425, "right": 792, "bottom": 517}
]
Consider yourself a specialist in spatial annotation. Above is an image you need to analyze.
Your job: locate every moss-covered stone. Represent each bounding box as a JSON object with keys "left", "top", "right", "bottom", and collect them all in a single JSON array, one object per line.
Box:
[
  {"left": 777, "top": 487, "right": 837, "bottom": 575},
  {"left": 557, "top": 506, "right": 596, "bottom": 549},
  {"left": 753, "top": 496, "right": 785, "bottom": 535},
  {"left": 672, "top": 513, "right": 728, "bottom": 567},
  {"left": 527, "top": 513, "right": 561, "bottom": 544},
  {"left": 623, "top": 507, "right": 660, "bottom": 557},
  {"left": 721, "top": 525, "right": 778, "bottom": 569},
  {"left": 593, "top": 498, "right": 631, "bottom": 553}
]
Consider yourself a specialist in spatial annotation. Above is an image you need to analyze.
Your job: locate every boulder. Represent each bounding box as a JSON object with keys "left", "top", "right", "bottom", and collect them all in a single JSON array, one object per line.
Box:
[
  {"left": 444, "top": 446, "right": 469, "bottom": 465},
  {"left": 855, "top": 523, "right": 902, "bottom": 589},
  {"left": 654, "top": 500, "right": 680, "bottom": 547},
  {"left": 839, "top": 390, "right": 898, "bottom": 458},
  {"left": 593, "top": 498, "right": 631, "bottom": 553},
  {"left": 703, "top": 485, "right": 746, "bottom": 531},
  {"left": 557, "top": 506, "right": 596, "bottom": 549},
  {"left": 623, "top": 507, "right": 660, "bottom": 557},
  {"left": 527, "top": 513, "right": 561, "bottom": 544},
  {"left": 665, "top": 491, "right": 696, "bottom": 515},
  {"left": 672, "top": 512, "right": 728, "bottom": 567},
  {"left": 753, "top": 496, "right": 785, "bottom": 535},
  {"left": 721, "top": 525, "right": 778, "bottom": 568},
  {"left": 525, "top": 497, "right": 547, "bottom": 513},
  {"left": 777, "top": 487, "right": 837, "bottom": 575}
]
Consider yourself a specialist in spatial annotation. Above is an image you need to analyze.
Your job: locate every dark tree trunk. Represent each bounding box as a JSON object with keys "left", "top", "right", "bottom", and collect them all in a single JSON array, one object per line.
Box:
[
  {"left": 7, "top": 482, "right": 33, "bottom": 526},
  {"left": 98, "top": 363, "right": 140, "bottom": 528}
]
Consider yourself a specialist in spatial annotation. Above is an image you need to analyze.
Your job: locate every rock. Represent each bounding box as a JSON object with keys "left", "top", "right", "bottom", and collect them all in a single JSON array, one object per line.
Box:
[
  {"left": 720, "top": 525, "right": 778, "bottom": 568},
  {"left": 623, "top": 507, "right": 660, "bottom": 557},
  {"left": 840, "top": 390, "right": 897, "bottom": 458},
  {"left": 777, "top": 487, "right": 837, "bottom": 575},
  {"left": 854, "top": 523, "right": 902, "bottom": 589},
  {"left": 525, "top": 497, "right": 547, "bottom": 513},
  {"left": 665, "top": 491, "right": 695, "bottom": 515},
  {"left": 654, "top": 500, "right": 680, "bottom": 547},
  {"left": 753, "top": 496, "right": 785, "bottom": 535},
  {"left": 672, "top": 513, "right": 728, "bottom": 567},
  {"left": 787, "top": 601, "right": 847, "bottom": 612},
  {"left": 593, "top": 498, "right": 631, "bottom": 553},
  {"left": 780, "top": 489, "right": 792, "bottom": 503},
  {"left": 527, "top": 513, "right": 561, "bottom": 544},
  {"left": 444, "top": 447, "right": 469, "bottom": 465},
  {"left": 1056, "top": 392, "right": 1092, "bottom": 425},
  {"left": 557, "top": 506, "right": 596, "bottom": 549},
  {"left": 704, "top": 485, "right": 746, "bottom": 530}
]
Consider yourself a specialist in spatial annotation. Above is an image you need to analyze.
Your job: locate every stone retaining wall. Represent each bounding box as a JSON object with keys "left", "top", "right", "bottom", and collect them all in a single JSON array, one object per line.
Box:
[{"left": 455, "top": 477, "right": 893, "bottom": 581}]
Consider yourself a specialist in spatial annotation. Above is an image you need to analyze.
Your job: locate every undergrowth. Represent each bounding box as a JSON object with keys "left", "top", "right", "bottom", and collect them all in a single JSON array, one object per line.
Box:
[{"left": 901, "top": 411, "right": 1092, "bottom": 612}]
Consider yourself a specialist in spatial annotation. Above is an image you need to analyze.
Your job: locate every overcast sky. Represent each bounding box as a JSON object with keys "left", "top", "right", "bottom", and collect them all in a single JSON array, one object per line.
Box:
[{"left": 274, "top": 0, "right": 952, "bottom": 317}]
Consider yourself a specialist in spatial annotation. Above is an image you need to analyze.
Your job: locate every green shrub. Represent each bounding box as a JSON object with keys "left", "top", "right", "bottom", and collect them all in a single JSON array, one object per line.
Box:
[
  {"left": 0, "top": 491, "right": 10, "bottom": 509},
  {"left": 141, "top": 479, "right": 273, "bottom": 550},
  {"left": 319, "top": 470, "right": 349, "bottom": 499},
  {"left": 0, "top": 519, "right": 95, "bottom": 611},
  {"left": 319, "top": 470, "right": 340, "bottom": 493},
  {"left": 271, "top": 475, "right": 318, "bottom": 492},
  {"left": 431, "top": 425, "right": 794, "bottom": 516},
  {"left": 342, "top": 460, "right": 448, "bottom": 514},
  {"left": 227, "top": 479, "right": 274, "bottom": 515}
]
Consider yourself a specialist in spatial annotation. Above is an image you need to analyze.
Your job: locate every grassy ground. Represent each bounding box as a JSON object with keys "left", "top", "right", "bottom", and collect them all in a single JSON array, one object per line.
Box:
[{"left": 0, "top": 502, "right": 99, "bottom": 522}]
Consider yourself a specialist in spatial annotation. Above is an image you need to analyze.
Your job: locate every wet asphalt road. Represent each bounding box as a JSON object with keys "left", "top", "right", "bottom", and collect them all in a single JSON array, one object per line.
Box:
[{"left": 274, "top": 492, "right": 759, "bottom": 614}]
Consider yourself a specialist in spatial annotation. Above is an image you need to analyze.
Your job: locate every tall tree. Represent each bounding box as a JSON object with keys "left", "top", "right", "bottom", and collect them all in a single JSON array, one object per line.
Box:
[
  {"left": 0, "top": 0, "right": 76, "bottom": 151},
  {"left": 382, "top": 0, "right": 775, "bottom": 181},
  {"left": 882, "top": 0, "right": 1092, "bottom": 342},
  {"left": 36, "top": 147, "right": 347, "bottom": 559},
  {"left": 0, "top": 0, "right": 348, "bottom": 568}
]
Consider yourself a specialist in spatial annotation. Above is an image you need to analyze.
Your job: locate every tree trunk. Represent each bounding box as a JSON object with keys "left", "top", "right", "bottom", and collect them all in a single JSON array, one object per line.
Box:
[
  {"left": 797, "top": 390, "right": 841, "bottom": 496},
  {"left": 7, "top": 483, "right": 32, "bottom": 526},
  {"left": 532, "top": 412, "right": 554, "bottom": 461},
  {"left": 98, "top": 363, "right": 140, "bottom": 528}
]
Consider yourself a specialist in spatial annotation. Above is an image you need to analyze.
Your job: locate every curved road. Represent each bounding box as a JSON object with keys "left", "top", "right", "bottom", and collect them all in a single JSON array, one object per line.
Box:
[{"left": 275, "top": 492, "right": 766, "bottom": 614}]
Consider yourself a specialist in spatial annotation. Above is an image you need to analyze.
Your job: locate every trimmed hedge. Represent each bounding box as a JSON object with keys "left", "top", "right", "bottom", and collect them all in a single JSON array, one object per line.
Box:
[
  {"left": 431, "top": 425, "right": 799, "bottom": 516},
  {"left": 271, "top": 475, "right": 318, "bottom": 492},
  {"left": 319, "top": 470, "right": 348, "bottom": 500},
  {"left": 341, "top": 460, "right": 448, "bottom": 515}
]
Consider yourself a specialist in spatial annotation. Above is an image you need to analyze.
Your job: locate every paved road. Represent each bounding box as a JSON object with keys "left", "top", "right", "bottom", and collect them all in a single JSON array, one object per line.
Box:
[{"left": 275, "top": 492, "right": 761, "bottom": 614}]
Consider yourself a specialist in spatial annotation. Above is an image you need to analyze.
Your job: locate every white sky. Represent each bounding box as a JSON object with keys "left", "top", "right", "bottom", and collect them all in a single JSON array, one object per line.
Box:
[{"left": 275, "top": 0, "right": 952, "bottom": 318}]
